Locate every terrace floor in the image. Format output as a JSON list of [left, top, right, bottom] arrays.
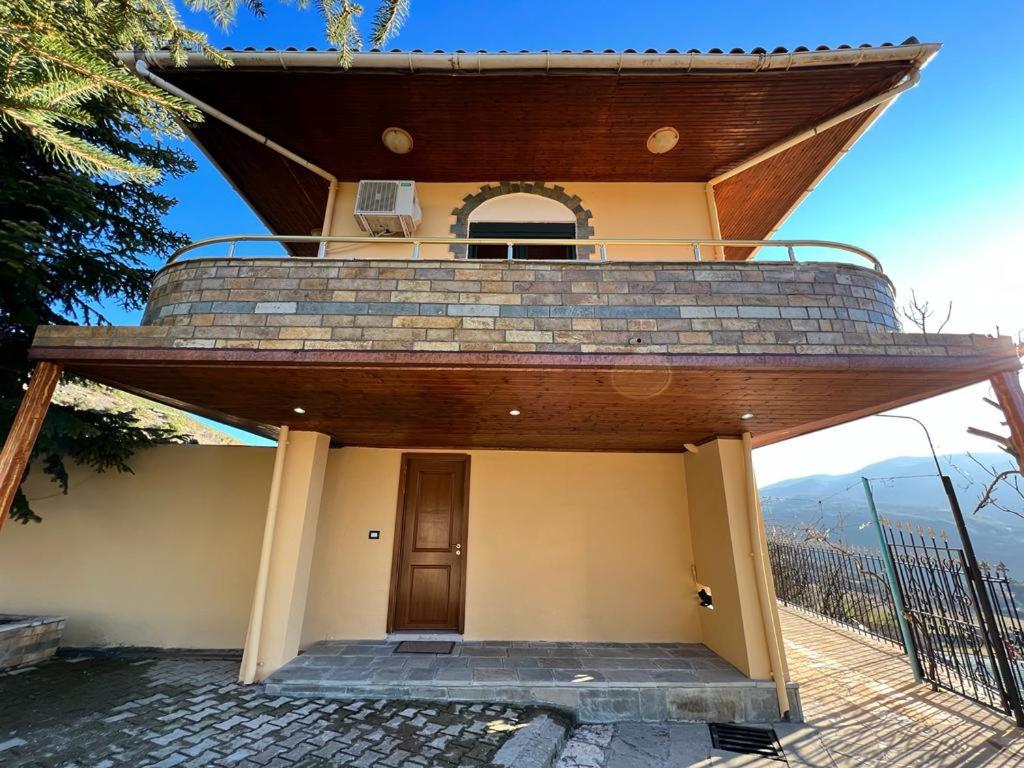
[[776, 606, 1024, 767]]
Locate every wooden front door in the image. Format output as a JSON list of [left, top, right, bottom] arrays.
[[388, 454, 470, 632]]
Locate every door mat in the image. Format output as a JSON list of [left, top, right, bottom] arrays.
[[394, 641, 455, 655], [708, 723, 786, 762]]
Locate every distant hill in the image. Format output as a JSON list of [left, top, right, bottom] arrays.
[[760, 452, 1024, 575], [54, 381, 240, 445]]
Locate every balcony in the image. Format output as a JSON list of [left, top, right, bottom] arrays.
[[35, 235, 999, 359], [138, 257, 905, 355], [30, 236, 1017, 451]]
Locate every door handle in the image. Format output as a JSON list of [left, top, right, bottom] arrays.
[[455, 543, 462, 557]]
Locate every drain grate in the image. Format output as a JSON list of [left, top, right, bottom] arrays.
[[394, 641, 455, 655], [708, 723, 787, 762]]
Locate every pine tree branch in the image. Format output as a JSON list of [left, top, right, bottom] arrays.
[[370, 0, 408, 48]]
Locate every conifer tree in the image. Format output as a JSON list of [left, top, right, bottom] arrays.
[[0, 0, 410, 520]]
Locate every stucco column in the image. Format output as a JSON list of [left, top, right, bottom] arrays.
[[241, 430, 330, 682], [683, 438, 789, 695]]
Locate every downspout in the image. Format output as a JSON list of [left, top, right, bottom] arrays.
[[135, 60, 336, 184], [703, 183, 725, 260], [741, 432, 791, 719], [709, 69, 921, 187], [318, 181, 339, 257], [240, 425, 289, 684], [133, 59, 338, 254]]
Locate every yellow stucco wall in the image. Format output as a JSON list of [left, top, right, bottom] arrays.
[[0, 443, 771, 662], [325, 181, 716, 260], [0, 445, 273, 648], [302, 448, 701, 644], [684, 439, 773, 679]]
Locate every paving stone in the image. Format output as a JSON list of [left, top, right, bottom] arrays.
[[0, 657, 556, 767]]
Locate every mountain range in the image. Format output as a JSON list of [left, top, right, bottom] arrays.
[[760, 452, 1024, 576]]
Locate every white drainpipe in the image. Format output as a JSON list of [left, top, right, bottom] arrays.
[[134, 59, 338, 251], [240, 425, 289, 684], [709, 69, 921, 187], [703, 183, 725, 260], [742, 432, 791, 718], [318, 181, 340, 257], [135, 60, 336, 184]]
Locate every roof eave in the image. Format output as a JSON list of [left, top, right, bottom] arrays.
[[117, 43, 940, 74]]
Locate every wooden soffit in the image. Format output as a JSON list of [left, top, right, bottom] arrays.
[[161, 60, 914, 248], [31, 348, 1017, 452]]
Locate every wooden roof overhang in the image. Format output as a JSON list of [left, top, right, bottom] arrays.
[[128, 44, 938, 258], [31, 346, 1016, 451]]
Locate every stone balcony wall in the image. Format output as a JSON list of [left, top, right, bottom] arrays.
[[124, 257, 906, 355]]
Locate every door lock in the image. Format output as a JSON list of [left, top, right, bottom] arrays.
[[455, 543, 462, 556]]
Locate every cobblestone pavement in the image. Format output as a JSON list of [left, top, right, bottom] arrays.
[[0, 656, 551, 767]]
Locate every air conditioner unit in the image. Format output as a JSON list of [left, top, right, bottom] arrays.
[[353, 180, 421, 236]]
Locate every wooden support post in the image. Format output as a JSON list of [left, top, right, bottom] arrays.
[[991, 370, 1024, 469], [0, 362, 62, 531]]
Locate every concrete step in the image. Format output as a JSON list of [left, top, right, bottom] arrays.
[[264, 675, 801, 724]]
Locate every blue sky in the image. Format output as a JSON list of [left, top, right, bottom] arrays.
[[120, 2, 1024, 475]]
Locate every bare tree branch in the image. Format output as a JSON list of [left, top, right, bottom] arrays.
[[973, 468, 1024, 518], [901, 290, 953, 335], [967, 426, 1016, 454]]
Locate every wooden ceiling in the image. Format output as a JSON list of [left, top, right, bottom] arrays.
[[163, 62, 912, 255], [37, 348, 1015, 452]]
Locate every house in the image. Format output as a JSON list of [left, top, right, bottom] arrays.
[[2, 40, 1022, 723]]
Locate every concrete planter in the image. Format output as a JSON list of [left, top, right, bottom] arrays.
[[0, 615, 65, 670]]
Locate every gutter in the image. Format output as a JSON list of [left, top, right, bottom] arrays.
[[117, 43, 939, 74]]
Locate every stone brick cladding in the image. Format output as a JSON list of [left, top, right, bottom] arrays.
[[0, 616, 64, 671], [33, 257, 1010, 359]]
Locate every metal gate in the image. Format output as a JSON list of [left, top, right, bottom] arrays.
[[883, 520, 1024, 720]]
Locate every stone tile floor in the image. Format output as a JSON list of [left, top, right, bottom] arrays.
[[267, 641, 778, 723], [275, 641, 744, 687], [0, 656, 556, 767]]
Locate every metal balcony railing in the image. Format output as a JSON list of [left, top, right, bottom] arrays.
[[167, 235, 884, 273]]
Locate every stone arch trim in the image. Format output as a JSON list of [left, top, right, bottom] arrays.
[[449, 182, 595, 258]]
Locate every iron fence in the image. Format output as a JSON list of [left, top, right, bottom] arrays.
[[768, 525, 1024, 724], [767, 533, 902, 646], [981, 562, 1024, 697], [882, 521, 1024, 719]]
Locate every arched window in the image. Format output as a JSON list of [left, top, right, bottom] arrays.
[[449, 183, 594, 259], [467, 193, 576, 260]]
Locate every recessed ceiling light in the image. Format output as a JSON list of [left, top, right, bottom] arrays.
[[740, 412, 754, 420], [646, 126, 679, 154], [381, 127, 413, 154], [508, 409, 521, 417], [293, 407, 306, 414]]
